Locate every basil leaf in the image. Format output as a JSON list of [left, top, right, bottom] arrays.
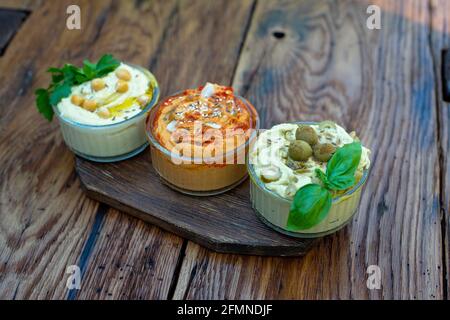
[[35, 88, 53, 121], [287, 184, 332, 230], [326, 142, 362, 190], [315, 168, 332, 189]]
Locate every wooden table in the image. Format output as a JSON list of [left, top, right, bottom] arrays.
[[0, 0, 449, 300]]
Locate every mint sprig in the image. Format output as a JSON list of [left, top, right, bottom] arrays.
[[35, 54, 120, 121], [287, 142, 362, 231]]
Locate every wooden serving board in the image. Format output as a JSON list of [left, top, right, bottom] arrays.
[[76, 150, 315, 256]]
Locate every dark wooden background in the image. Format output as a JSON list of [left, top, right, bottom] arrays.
[[0, 0, 448, 299]]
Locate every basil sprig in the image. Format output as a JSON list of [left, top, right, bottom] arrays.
[[287, 142, 362, 231], [35, 54, 120, 121], [287, 184, 332, 230]]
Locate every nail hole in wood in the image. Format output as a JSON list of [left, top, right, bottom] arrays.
[[272, 31, 285, 39]]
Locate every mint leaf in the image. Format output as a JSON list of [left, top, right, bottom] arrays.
[[49, 82, 72, 106], [287, 184, 332, 230], [35, 54, 120, 121], [47, 67, 63, 73], [35, 88, 53, 121], [325, 142, 362, 190], [82, 61, 96, 80], [95, 54, 120, 76]]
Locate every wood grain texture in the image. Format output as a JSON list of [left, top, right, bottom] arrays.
[[77, 154, 315, 256], [73, 209, 183, 300], [0, 0, 179, 299], [0, 0, 447, 300], [0, 0, 260, 299], [430, 0, 450, 299], [74, 0, 262, 298], [146, 0, 256, 97], [443, 50, 450, 102], [0, 0, 111, 299], [59, 0, 188, 300], [0, 0, 42, 10], [75, 0, 314, 257], [173, 0, 445, 299], [0, 9, 29, 56]]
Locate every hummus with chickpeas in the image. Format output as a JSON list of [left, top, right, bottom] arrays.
[[57, 63, 153, 126]]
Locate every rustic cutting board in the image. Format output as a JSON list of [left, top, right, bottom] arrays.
[[75, 150, 315, 256]]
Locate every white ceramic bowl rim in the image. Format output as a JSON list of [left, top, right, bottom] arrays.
[[247, 121, 369, 204], [52, 64, 160, 129], [146, 93, 260, 163]]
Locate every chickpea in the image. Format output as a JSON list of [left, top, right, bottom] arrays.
[[137, 95, 150, 107], [71, 95, 84, 106], [91, 78, 106, 91], [97, 106, 111, 119], [115, 68, 131, 81], [116, 80, 129, 93], [82, 99, 97, 112]]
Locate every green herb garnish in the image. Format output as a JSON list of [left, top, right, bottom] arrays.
[[35, 54, 120, 121], [287, 142, 362, 231]]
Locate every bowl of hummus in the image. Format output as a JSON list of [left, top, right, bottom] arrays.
[[248, 121, 371, 238], [146, 83, 259, 195], [53, 62, 159, 162]]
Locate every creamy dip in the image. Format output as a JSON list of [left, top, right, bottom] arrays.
[[250, 122, 371, 199], [57, 63, 152, 126]]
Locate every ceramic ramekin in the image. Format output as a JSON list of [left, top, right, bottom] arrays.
[[248, 121, 369, 238], [146, 95, 260, 196], [53, 66, 159, 162]]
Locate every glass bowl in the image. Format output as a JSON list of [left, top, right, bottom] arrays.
[[53, 65, 160, 162], [146, 94, 260, 196], [247, 121, 369, 238]]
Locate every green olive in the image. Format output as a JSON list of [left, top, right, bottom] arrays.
[[288, 140, 312, 161], [318, 120, 336, 130], [313, 143, 336, 162], [295, 125, 318, 145]]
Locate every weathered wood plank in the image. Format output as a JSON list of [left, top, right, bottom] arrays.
[[174, 0, 444, 299], [0, 0, 181, 299], [73, 209, 183, 300], [0, 0, 42, 10], [72, 0, 258, 298], [77, 154, 315, 256], [61, 0, 185, 300], [147, 0, 256, 98], [0, 9, 29, 56], [0, 0, 113, 300], [430, 0, 450, 298], [443, 50, 450, 102]]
